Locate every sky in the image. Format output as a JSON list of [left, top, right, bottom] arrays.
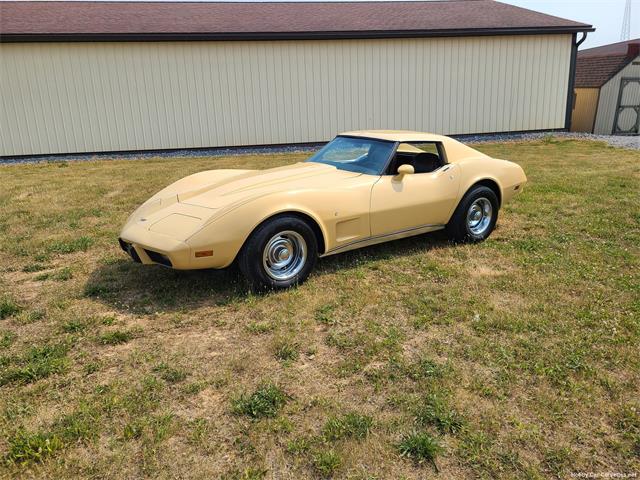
[[503, 0, 639, 49], [18, 0, 640, 50]]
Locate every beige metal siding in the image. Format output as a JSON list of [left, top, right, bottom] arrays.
[[571, 87, 599, 132], [1, 35, 573, 156], [593, 55, 640, 135]]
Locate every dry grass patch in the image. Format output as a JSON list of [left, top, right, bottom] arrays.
[[0, 139, 638, 477]]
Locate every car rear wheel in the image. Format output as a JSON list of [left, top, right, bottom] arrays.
[[445, 185, 499, 243], [238, 215, 318, 290]]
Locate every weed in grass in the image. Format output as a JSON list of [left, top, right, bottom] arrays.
[[404, 356, 446, 380], [122, 376, 163, 416], [3, 401, 35, 422], [223, 467, 268, 480], [415, 394, 465, 434], [22, 263, 48, 273], [0, 295, 21, 319], [312, 449, 341, 476], [246, 321, 274, 334], [543, 446, 572, 475], [83, 283, 111, 298], [232, 383, 288, 419], [322, 412, 373, 441], [149, 413, 175, 443], [397, 431, 442, 469], [315, 304, 338, 325], [101, 315, 116, 326], [615, 403, 640, 454], [84, 361, 101, 375], [54, 267, 73, 281], [5, 430, 63, 464], [187, 418, 210, 447], [273, 338, 300, 362], [55, 404, 101, 442], [0, 330, 16, 348], [153, 362, 188, 383], [47, 236, 93, 254], [183, 381, 208, 395], [98, 330, 133, 345], [33, 253, 51, 262], [20, 309, 45, 324], [325, 330, 359, 351], [0, 343, 69, 386], [36, 267, 72, 282], [458, 429, 492, 467], [268, 417, 294, 434], [62, 319, 86, 333], [123, 420, 145, 440], [286, 436, 313, 455]]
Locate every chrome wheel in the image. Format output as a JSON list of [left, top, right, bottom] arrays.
[[262, 230, 307, 281], [467, 197, 493, 236]]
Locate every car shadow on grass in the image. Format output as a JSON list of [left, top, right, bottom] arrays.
[[85, 231, 451, 314]]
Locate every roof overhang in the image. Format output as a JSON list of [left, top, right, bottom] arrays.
[[0, 26, 595, 43]]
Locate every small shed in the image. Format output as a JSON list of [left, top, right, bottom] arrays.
[[571, 39, 640, 135]]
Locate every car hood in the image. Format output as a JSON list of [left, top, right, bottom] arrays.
[[178, 161, 361, 209], [124, 162, 365, 241]]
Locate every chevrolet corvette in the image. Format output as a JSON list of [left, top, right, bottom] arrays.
[[119, 131, 526, 289]]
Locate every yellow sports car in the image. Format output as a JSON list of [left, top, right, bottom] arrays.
[[119, 131, 526, 289]]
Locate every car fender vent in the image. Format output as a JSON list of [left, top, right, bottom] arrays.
[[143, 249, 173, 267], [119, 238, 141, 263]]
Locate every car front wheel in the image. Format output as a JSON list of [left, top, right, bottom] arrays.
[[238, 215, 318, 290], [445, 185, 499, 243]]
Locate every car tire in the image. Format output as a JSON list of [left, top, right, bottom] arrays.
[[445, 185, 499, 243], [238, 215, 318, 290]]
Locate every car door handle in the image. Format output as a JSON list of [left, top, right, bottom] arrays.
[[437, 165, 455, 180]]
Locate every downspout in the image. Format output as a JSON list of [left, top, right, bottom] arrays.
[[565, 32, 589, 131]]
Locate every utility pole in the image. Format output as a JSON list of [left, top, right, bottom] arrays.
[[621, 0, 631, 41]]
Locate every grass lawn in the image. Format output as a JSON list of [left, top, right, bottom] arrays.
[[0, 138, 638, 479]]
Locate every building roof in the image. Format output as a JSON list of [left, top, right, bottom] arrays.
[[578, 37, 640, 57], [0, 1, 593, 42], [575, 38, 640, 88]]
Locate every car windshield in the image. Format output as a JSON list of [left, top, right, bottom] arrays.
[[306, 136, 395, 175]]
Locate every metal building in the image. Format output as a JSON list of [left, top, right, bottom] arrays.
[[0, 1, 593, 157], [571, 39, 640, 135]]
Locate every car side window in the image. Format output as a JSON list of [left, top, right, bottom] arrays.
[[387, 142, 446, 175]]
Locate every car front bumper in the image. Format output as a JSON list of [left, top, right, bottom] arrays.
[[118, 222, 194, 270]]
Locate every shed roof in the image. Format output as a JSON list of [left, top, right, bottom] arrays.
[[575, 38, 640, 88], [0, 0, 593, 42]]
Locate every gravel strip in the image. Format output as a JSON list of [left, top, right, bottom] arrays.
[[456, 131, 640, 150], [1, 132, 637, 165]]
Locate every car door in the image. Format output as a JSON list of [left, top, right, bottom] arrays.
[[369, 163, 461, 236]]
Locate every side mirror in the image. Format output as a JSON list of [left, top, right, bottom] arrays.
[[395, 164, 414, 179]]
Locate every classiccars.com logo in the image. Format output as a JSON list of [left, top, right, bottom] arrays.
[[570, 473, 638, 479]]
